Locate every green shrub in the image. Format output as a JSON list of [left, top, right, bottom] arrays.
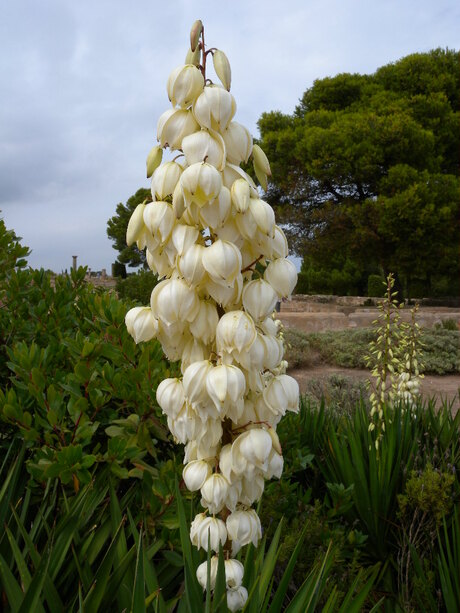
[[367, 274, 386, 297], [293, 327, 460, 375], [116, 268, 158, 304]]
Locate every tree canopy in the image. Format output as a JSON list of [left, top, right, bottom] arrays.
[[107, 188, 151, 269], [257, 48, 459, 297]]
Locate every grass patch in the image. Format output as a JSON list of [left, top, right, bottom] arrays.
[[284, 327, 460, 375]]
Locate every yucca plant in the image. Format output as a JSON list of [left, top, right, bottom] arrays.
[[175, 480, 383, 612]]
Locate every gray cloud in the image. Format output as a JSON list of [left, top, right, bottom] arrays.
[[1, 0, 459, 272]]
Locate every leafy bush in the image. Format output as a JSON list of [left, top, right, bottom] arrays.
[[367, 274, 386, 297], [272, 397, 460, 610], [116, 269, 159, 304], [285, 326, 460, 374]]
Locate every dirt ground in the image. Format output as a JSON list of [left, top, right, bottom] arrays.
[[289, 365, 460, 411]]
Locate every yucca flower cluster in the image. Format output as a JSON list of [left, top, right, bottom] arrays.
[[124, 20, 299, 611]]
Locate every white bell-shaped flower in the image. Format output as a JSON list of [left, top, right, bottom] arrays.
[[189, 300, 219, 345], [180, 337, 208, 374], [242, 279, 278, 321], [156, 377, 185, 418], [199, 186, 231, 229], [190, 514, 227, 552], [193, 85, 236, 131], [223, 121, 252, 164], [205, 364, 246, 416], [167, 64, 204, 108], [247, 198, 275, 237], [216, 310, 257, 354], [157, 108, 199, 149], [260, 334, 284, 370], [237, 428, 273, 470], [183, 461, 212, 491], [182, 129, 226, 171], [227, 586, 248, 612], [263, 449, 284, 479], [171, 224, 199, 256], [201, 473, 229, 514], [180, 162, 222, 207], [264, 258, 298, 298], [224, 559, 244, 588], [151, 278, 199, 325], [263, 374, 300, 416], [183, 360, 213, 407], [151, 161, 183, 200], [197, 557, 218, 591], [179, 244, 207, 285], [144, 202, 176, 244], [168, 402, 202, 443], [233, 332, 265, 371], [202, 240, 242, 286], [240, 472, 265, 506], [226, 509, 262, 548], [215, 218, 244, 248], [125, 307, 158, 344]]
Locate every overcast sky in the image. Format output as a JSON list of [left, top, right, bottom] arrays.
[[1, 0, 459, 273]]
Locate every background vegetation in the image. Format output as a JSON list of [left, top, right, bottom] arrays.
[[257, 49, 459, 298]]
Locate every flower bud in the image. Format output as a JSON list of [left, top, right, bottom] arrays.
[[180, 162, 222, 207], [125, 307, 158, 343], [185, 45, 201, 67], [231, 179, 250, 213], [227, 586, 248, 612], [156, 377, 185, 418], [212, 49, 231, 91], [151, 161, 183, 200], [252, 144, 271, 176], [222, 163, 258, 197], [157, 108, 199, 150], [146, 146, 163, 178], [167, 64, 204, 108], [126, 202, 146, 246], [201, 473, 229, 514], [223, 122, 253, 165], [264, 258, 298, 298], [190, 20, 203, 52], [193, 85, 236, 131], [183, 461, 212, 491]]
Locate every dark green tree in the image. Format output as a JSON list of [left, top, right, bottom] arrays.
[[258, 49, 460, 296], [107, 188, 151, 269]]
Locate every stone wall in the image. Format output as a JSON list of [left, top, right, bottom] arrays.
[[279, 295, 460, 333]]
